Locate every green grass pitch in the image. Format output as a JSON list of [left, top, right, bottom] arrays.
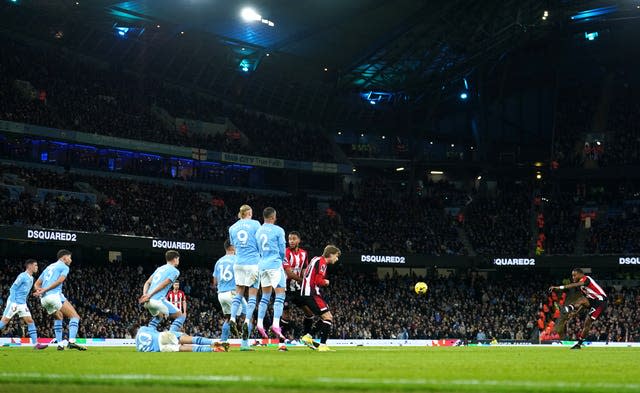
[[1, 346, 639, 393]]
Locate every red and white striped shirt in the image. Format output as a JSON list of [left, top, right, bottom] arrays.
[[579, 275, 607, 301], [167, 290, 187, 310], [283, 247, 308, 292], [300, 256, 328, 297]]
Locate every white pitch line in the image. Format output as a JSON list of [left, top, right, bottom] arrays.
[[0, 372, 639, 390]]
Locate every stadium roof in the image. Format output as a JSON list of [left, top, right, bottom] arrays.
[[98, 0, 544, 92]]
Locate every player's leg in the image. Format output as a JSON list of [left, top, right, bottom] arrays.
[[314, 295, 333, 351], [229, 263, 247, 327], [21, 314, 47, 349], [53, 311, 65, 350], [59, 301, 86, 351], [300, 296, 322, 350], [0, 316, 10, 331], [270, 270, 287, 339], [229, 286, 245, 336], [218, 291, 232, 341], [563, 296, 589, 314], [256, 283, 272, 338], [241, 266, 259, 349], [40, 293, 65, 348], [165, 299, 185, 332], [572, 300, 606, 349]]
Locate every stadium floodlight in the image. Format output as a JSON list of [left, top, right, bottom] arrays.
[[477, 175, 482, 180], [460, 92, 468, 100], [430, 171, 444, 175], [396, 167, 405, 172], [369, 100, 376, 105], [241, 7, 262, 22]]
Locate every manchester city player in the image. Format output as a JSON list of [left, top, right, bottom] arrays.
[[228, 204, 261, 351], [0, 259, 47, 349], [255, 207, 287, 346], [131, 324, 229, 352], [212, 240, 248, 342], [139, 250, 184, 332], [34, 249, 86, 351]]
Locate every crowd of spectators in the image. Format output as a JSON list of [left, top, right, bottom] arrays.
[[552, 81, 640, 168], [0, 39, 337, 163], [1, 259, 638, 342], [0, 164, 468, 255], [538, 188, 579, 255], [334, 179, 465, 255], [463, 184, 532, 256]]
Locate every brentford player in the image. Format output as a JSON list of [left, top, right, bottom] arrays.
[[281, 231, 314, 349], [167, 282, 187, 316], [549, 268, 608, 349], [300, 245, 341, 352]]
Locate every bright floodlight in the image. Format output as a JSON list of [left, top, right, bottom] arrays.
[[241, 7, 262, 22]]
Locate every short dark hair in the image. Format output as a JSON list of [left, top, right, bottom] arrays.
[[263, 207, 276, 219], [224, 239, 233, 250], [165, 250, 180, 262], [57, 249, 72, 259], [572, 268, 584, 274], [24, 259, 37, 269], [288, 231, 301, 238]]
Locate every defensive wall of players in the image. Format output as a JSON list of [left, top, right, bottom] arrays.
[[2, 225, 640, 270]]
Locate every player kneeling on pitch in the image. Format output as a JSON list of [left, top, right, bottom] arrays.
[[131, 324, 229, 353]]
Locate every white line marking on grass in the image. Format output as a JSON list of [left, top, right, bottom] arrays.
[[0, 372, 639, 391]]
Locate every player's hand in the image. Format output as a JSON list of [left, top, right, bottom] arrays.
[[548, 286, 557, 292], [138, 294, 150, 304], [34, 288, 45, 297], [324, 279, 330, 286]]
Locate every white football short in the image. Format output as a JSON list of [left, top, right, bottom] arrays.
[[233, 265, 259, 288], [144, 299, 179, 317], [40, 293, 64, 315], [158, 331, 180, 352], [218, 290, 247, 315], [259, 268, 286, 289], [2, 301, 31, 319]]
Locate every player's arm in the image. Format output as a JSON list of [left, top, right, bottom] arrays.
[[211, 275, 218, 289], [549, 280, 586, 292], [35, 275, 66, 296], [139, 278, 172, 303], [314, 263, 329, 287], [182, 293, 187, 314], [142, 276, 152, 296], [284, 266, 303, 282]]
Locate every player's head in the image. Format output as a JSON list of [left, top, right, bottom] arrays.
[[571, 268, 584, 282], [323, 245, 341, 264], [165, 250, 180, 266], [25, 258, 38, 273], [173, 281, 180, 290], [238, 204, 252, 219], [263, 207, 277, 223], [57, 249, 72, 264], [224, 239, 235, 255], [288, 231, 301, 249]]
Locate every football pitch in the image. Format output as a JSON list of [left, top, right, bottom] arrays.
[[1, 346, 639, 393]]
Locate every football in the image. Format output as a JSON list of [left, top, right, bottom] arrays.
[[414, 282, 428, 294]]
